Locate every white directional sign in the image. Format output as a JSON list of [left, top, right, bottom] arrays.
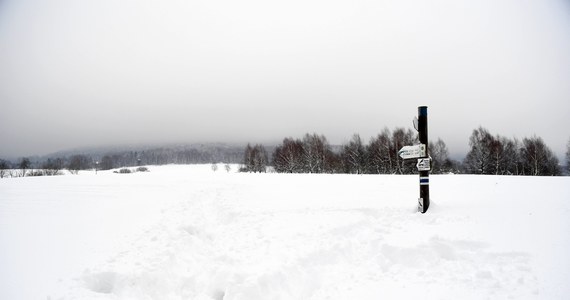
[[398, 144, 426, 159], [416, 157, 431, 171]]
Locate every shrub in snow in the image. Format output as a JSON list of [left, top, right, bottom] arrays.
[[136, 167, 149, 172], [28, 170, 45, 176], [119, 168, 132, 174]]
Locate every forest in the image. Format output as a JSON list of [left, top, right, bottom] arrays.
[[243, 127, 566, 176], [0, 127, 568, 178]]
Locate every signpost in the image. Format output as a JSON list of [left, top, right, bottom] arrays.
[[417, 106, 430, 213], [398, 106, 430, 213], [416, 157, 431, 171], [398, 144, 426, 160]]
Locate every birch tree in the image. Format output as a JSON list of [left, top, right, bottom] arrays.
[[464, 127, 494, 174], [302, 133, 330, 173], [272, 138, 304, 173], [429, 138, 452, 174], [340, 134, 367, 174], [520, 136, 560, 176], [367, 128, 393, 174]]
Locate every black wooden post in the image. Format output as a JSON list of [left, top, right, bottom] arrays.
[[418, 106, 430, 213]]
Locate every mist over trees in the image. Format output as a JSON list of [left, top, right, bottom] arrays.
[[0, 130, 565, 178], [68, 155, 91, 174], [0, 144, 245, 178]]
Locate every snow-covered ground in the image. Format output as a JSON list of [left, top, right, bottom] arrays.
[[1, 165, 569, 300]]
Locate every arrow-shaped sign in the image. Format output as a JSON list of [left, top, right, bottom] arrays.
[[398, 144, 426, 159], [416, 157, 431, 171]]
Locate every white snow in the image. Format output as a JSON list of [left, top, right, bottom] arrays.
[[1, 165, 569, 299]]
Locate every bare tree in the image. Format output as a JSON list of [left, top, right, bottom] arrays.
[[68, 154, 91, 174], [0, 159, 10, 178], [486, 135, 520, 175], [464, 127, 495, 174], [100, 155, 115, 170], [242, 144, 268, 173], [391, 128, 417, 174], [18, 157, 31, 177], [429, 138, 454, 174], [242, 144, 254, 172], [340, 134, 367, 174], [367, 128, 393, 174], [302, 133, 331, 173], [520, 136, 560, 176], [42, 158, 64, 176], [253, 145, 268, 173], [272, 138, 305, 173]]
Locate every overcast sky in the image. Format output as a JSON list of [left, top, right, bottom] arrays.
[[1, 0, 569, 159]]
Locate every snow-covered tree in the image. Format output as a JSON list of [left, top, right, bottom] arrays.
[[520, 136, 560, 176], [391, 128, 417, 174], [18, 157, 31, 177], [272, 138, 305, 173], [340, 134, 367, 174], [0, 159, 10, 178], [367, 128, 393, 174], [242, 144, 268, 173], [464, 127, 495, 174], [302, 133, 331, 173]]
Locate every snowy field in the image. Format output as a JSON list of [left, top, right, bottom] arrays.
[[1, 165, 569, 300]]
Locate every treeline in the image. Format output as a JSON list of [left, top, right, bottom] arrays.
[[243, 129, 458, 175], [1, 130, 568, 178], [242, 127, 569, 176], [464, 127, 561, 175], [0, 144, 244, 178]]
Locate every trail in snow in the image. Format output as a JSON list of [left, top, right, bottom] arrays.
[[1, 165, 569, 299]]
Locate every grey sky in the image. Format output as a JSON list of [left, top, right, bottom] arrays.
[[1, 0, 569, 160]]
